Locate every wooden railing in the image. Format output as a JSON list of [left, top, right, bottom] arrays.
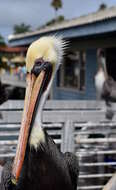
[[0, 100, 116, 190], [1, 73, 26, 88]]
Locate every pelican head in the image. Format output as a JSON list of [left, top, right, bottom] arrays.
[[26, 36, 64, 72], [12, 36, 66, 183]]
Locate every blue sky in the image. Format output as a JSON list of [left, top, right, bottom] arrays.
[[0, 0, 116, 40]]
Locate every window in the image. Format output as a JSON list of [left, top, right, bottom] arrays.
[[57, 51, 86, 91]]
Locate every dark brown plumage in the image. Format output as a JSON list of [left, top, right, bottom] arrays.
[[102, 77, 116, 103], [0, 130, 79, 190]]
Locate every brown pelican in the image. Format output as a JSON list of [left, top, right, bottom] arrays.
[[0, 36, 79, 190], [95, 52, 116, 119]]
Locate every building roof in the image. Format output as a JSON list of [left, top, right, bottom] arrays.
[[9, 6, 116, 42]]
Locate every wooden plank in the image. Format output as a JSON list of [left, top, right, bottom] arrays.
[[0, 100, 114, 110], [1, 110, 116, 123], [79, 173, 113, 178], [74, 122, 116, 128], [0, 153, 15, 158], [47, 130, 62, 136], [27, 110, 116, 123], [78, 185, 103, 190], [0, 123, 63, 129], [80, 162, 116, 167], [0, 140, 17, 145], [76, 137, 116, 144], [43, 123, 63, 128], [0, 132, 19, 136], [76, 150, 116, 156], [0, 130, 61, 137], [0, 139, 61, 145]]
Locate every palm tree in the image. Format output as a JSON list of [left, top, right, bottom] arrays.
[[99, 3, 107, 11], [51, 0, 62, 19], [13, 23, 31, 34]]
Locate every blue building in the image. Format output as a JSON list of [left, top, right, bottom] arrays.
[[9, 6, 116, 100]]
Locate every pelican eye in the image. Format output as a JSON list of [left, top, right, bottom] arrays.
[[31, 58, 52, 77]]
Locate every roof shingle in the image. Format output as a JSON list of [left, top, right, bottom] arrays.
[[8, 6, 116, 41]]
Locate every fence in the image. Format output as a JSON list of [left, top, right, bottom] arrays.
[[0, 100, 116, 190]]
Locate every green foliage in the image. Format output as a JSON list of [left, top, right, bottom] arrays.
[[0, 35, 6, 46], [51, 0, 62, 11], [99, 3, 107, 11], [13, 23, 31, 34], [56, 15, 64, 21], [46, 15, 65, 26]]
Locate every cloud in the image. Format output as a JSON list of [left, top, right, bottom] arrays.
[[0, 0, 116, 39], [0, 0, 54, 28]]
